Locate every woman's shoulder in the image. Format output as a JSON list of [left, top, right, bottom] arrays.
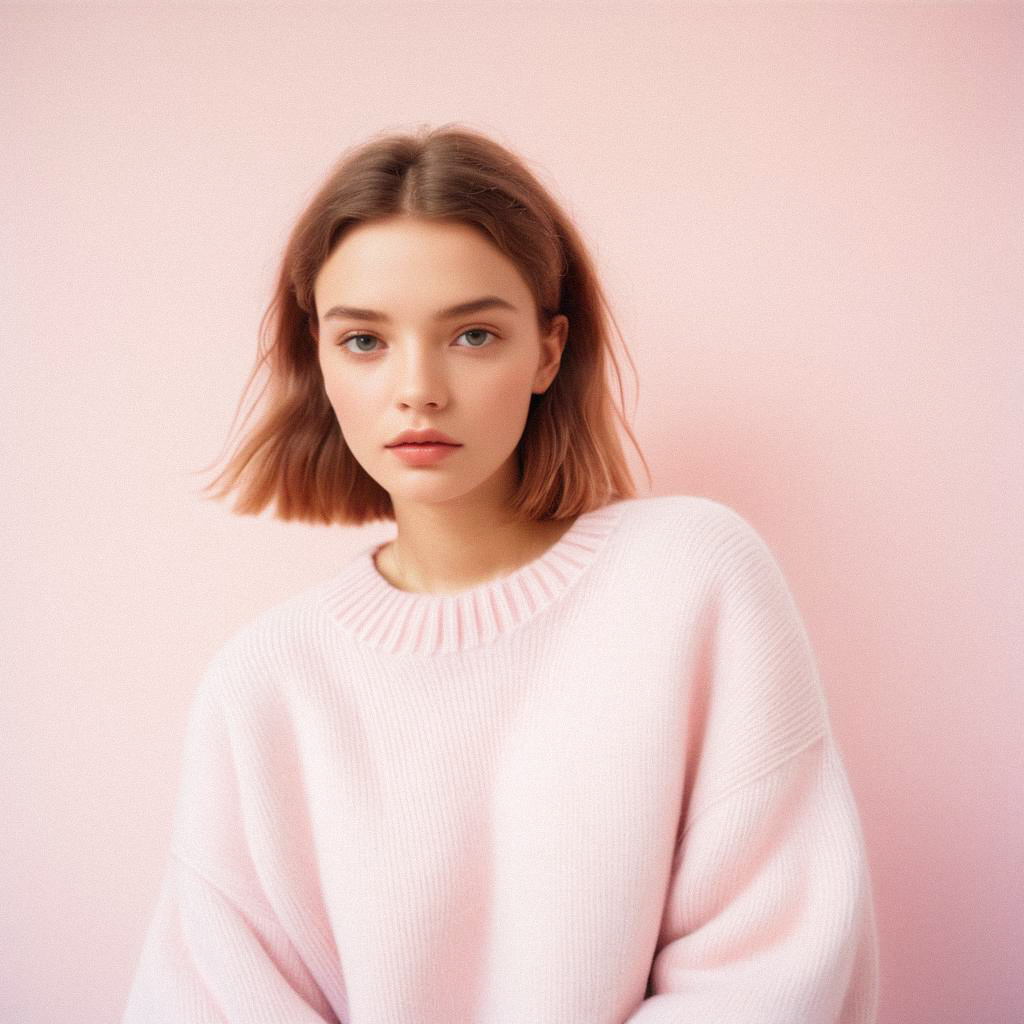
[[616, 491, 748, 524], [614, 493, 763, 556], [194, 580, 339, 712], [611, 495, 790, 610]]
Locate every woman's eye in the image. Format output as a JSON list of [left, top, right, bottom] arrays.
[[456, 328, 496, 347], [340, 333, 381, 354], [339, 328, 496, 354]]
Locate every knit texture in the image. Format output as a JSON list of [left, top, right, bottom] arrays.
[[122, 494, 880, 1024]]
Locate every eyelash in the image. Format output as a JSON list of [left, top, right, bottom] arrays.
[[337, 328, 498, 355]]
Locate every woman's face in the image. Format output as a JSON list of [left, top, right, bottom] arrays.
[[313, 216, 568, 515]]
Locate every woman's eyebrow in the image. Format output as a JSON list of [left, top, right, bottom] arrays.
[[321, 296, 518, 323]]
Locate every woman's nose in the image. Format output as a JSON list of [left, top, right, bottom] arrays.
[[394, 349, 448, 410]]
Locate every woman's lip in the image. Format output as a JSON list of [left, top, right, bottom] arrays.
[[387, 442, 461, 447], [387, 442, 462, 466]]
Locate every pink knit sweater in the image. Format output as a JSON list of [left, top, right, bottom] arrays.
[[122, 495, 880, 1023]]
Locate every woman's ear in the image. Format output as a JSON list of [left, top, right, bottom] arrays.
[[550, 313, 569, 356], [533, 314, 569, 394]]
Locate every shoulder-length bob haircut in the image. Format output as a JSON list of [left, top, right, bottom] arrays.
[[196, 122, 650, 526]]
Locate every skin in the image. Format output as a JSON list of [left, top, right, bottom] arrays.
[[312, 215, 576, 595]]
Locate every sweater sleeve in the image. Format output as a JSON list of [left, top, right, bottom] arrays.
[[625, 507, 880, 1023], [121, 649, 341, 1024]]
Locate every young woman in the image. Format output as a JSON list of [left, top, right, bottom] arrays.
[[123, 124, 880, 1023]]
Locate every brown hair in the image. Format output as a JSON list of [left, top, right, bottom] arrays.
[[195, 122, 650, 525]]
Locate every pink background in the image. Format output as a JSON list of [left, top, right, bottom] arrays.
[[2, 2, 1020, 1022]]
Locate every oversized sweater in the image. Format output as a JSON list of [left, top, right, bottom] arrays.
[[122, 494, 880, 1024]]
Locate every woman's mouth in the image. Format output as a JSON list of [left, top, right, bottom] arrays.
[[387, 442, 462, 466]]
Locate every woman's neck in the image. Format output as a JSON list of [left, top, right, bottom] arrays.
[[374, 514, 580, 595]]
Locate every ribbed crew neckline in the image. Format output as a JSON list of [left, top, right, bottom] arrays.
[[321, 500, 628, 655]]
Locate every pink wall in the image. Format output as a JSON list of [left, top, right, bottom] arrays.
[[2, 3, 1020, 1022]]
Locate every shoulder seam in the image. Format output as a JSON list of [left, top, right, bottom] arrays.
[[679, 728, 828, 845], [169, 848, 280, 933]]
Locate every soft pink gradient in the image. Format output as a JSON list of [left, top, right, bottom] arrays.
[[1, 3, 1020, 1024]]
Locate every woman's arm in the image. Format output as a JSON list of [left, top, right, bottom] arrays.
[[625, 504, 880, 1023], [627, 731, 880, 1023], [121, 650, 342, 1024], [122, 852, 341, 1023]]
